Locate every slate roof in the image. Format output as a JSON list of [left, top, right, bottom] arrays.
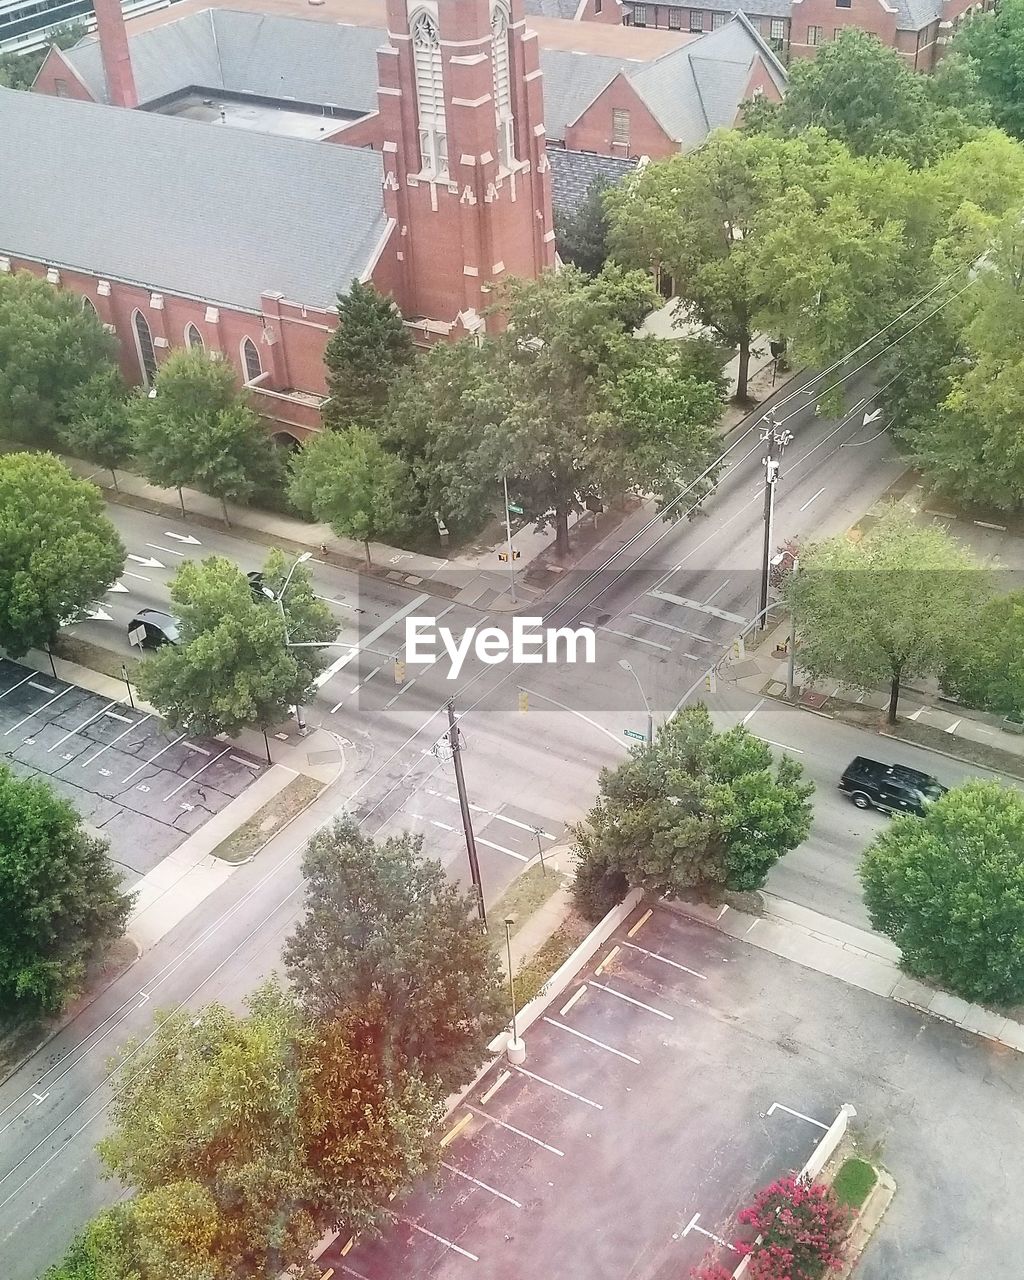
[[893, 0, 942, 31], [524, 0, 583, 17], [0, 87, 388, 310], [547, 146, 640, 215], [538, 48, 650, 140]]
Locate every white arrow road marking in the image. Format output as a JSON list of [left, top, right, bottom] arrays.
[[32, 1093, 49, 1105], [863, 407, 883, 425], [163, 531, 201, 544], [108, 581, 129, 593], [127, 554, 164, 568], [86, 607, 113, 622]]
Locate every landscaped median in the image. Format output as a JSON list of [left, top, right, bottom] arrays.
[[209, 773, 326, 863]]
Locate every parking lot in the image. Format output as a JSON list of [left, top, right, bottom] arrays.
[[0, 658, 265, 882], [320, 905, 837, 1280]]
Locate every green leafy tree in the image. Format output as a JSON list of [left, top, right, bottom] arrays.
[[957, 0, 1024, 140], [186, 400, 282, 525], [137, 554, 335, 738], [0, 767, 132, 1014], [941, 590, 1024, 718], [323, 280, 414, 430], [572, 705, 813, 918], [789, 505, 988, 724], [553, 176, 613, 275], [288, 425, 414, 564], [99, 982, 439, 1280], [42, 1207, 140, 1280], [0, 271, 117, 443], [861, 781, 1024, 1004], [0, 22, 87, 90], [56, 365, 135, 491], [0, 452, 124, 657], [284, 819, 506, 1094]]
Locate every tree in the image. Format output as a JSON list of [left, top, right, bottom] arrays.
[[99, 982, 439, 1279], [789, 506, 988, 723], [288, 426, 414, 564], [136, 554, 335, 738], [0, 452, 124, 658], [860, 781, 1024, 1004], [0, 22, 87, 91], [957, 0, 1024, 140], [736, 1176, 849, 1279], [0, 270, 118, 443], [57, 365, 135, 491], [323, 280, 414, 430], [133, 348, 279, 519], [0, 766, 132, 1014], [553, 176, 613, 275], [761, 28, 986, 164], [284, 819, 506, 1094], [941, 591, 1024, 719], [42, 1207, 140, 1280], [572, 705, 813, 917]]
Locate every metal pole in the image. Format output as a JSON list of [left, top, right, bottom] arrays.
[[504, 916, 518, 1044], [502, 474, 518, 606], [120, 664, 135, 710], [534, 827, 547, 875], [262, 727, 272, 765], [787, 556, 800, 701], [448, 700, 486, 930], [758, 456, 777, 631], [619, 658, 655, 744], [646, 709, 654, 746], [45, 644, 57, 679], [278, 552, 311, 735]]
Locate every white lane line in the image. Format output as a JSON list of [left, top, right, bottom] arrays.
[[766, 1102, 829, 1130], [144, 543, 184, 557], [0, 672, 39, 701], [753, 736, 804, 755], [330, 665, 381, 714], [476, 835, 529, 862], [629, 614, 715, 643], [589, 979, 673, 1021], [121, 733, 188, 783], [741, 698, 765, 726], [4, 686, 73, 735], [465, 1105, 564, 1156], [621, 941, 707, 980], [164, 747, 231, 800], [512, 1065, 603, 1110], [442, 1163, 522, 1207], [383, 604, 457, 709], [393, 1218, 479, 1262], [425, 790, 555, 838], [798, 485, 827, 513], [649, 590, 745, 625], [28, 681, 56, 694], [122, 572, 151, 583], [601, 626, 672, 652], [542, 1017, 640, 1064], [315, 593, 429, 689], [703, 579, 730, 604], [48, 699, 119, 751], [81, 714, 150, 767]]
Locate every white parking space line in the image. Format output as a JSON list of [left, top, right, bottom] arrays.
[[542, 1017, 641, 1064], [315, 593, 429, 689], [48, 700, 119, 752], [753, 736, 804, 755], [4, 686, 73, 736], [424, 790, 556, 838], [442, 1163, 522, 1207], [392, 1218, 479, 1261], [649, 590, 745, 625], [628, 614, 715, 644], [0, 672, 39, 701], [601, 626, 672, 652], [330, 666, 381, 714], [742, 698, 765, 726], [620, 941, 707, 980], [703, 579, 730, 604], [766, 1102, 829, 1130], [81, 714, 151, 766], [512, 1065, 603, 1110], [589, 979, 673, 1020], [165, 747, 232, 800], [121, 733, 188, 783], [683, 1213, 734, 1249], [799, 485, 827, 513], [466, 1104, 564, 1156]]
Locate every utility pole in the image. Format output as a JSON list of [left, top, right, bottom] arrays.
[[502, 474, 518, 606], [787, 555, 800, 700], [447, 700, 486, 930], [758, 416, 793, 631]]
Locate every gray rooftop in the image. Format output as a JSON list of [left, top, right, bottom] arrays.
[[524, 0, 584, 16], [538, 47, 651, 141], [0, 86, 388, 310], [624, 0, 795, 16], [547, 146, 640, 215], [893, 0, 942, 30]]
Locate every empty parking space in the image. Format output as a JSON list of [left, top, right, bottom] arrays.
[[320, 904, 837, 1280], [0, 658, 265, 882]]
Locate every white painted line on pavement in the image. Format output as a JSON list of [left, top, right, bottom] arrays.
[[392, 1218, 479, 1261], [753, 736, 804, 755], [766, 1102, 829, 1130], [476, 835, 529, 862], [742, 698, 765, 726], [601, 626, 672, 652], [331, 665, 381, 714], [542, 1017, 640, 1064], [122, 571, 151, 582], [682, 1212, 701, 1236], [442, 1163, 522, 1207], [382, 604, 456, 708], [28, 681, 56, 694], [685, 1215, 734, 1248], [315, 593, 429, 689], [49, 700, 119, 751], [559, 985, 587, 1016], [465, 1104, 564, 1155], [649, 590, 745, 625], [164, 746, 232, 799], [621, 941, 707, 980], [703, 578, 730, 604], [799, 485, 827, 513], [0, 672, 39, 701], [589, 979, 673, 1020], [426, 790, 555, 838], [4, 686, 73, 735], [512, 1065, 603, 1110], [145, 543, 184, 558], [945, 718, 962, 735], [82, 714, 150, 766], [103, 711, 133, 723], [628, 614, 715, 643], [121, 733, 188, 783]]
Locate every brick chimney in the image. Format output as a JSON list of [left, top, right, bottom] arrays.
[[93, 0, 138, 108]]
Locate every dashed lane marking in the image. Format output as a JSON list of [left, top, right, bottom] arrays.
[[601, 626, 672, 652], [628, 614, 715, 644], [648, 590, 745, 625]]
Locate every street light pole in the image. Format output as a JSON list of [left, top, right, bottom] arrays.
[[787, 555, 800, 701], [757, 418, 793, 631], [504, 915, 526, 1064], [276, 550, 312, 734], [619, 658, 654, 744], [447, 699, 486, 930], [502, 474, 518, 606]]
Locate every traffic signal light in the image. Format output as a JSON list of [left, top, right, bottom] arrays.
[[498, 550, 522, 562], [731, 636, 746, 660], [518, 689, 528, 714], [704, 669, 718, 693]]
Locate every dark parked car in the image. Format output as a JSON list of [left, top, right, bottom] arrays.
[[247, 571, 277, 602], [127, 609, 180, 648], [839, 756, 947, 816]]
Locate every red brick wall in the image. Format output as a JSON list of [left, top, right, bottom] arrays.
[[32, 48, 96, 100], [742, 57, 785, 105], [578, 0, 627, 24], [323, 111, 387, 148], [789, 0, 897, 60], [565, 72, 676, 157]]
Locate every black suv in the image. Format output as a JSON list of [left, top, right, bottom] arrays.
[[839, 756, 947, 816]]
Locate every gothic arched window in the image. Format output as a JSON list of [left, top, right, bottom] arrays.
[[411, 9, 448, 177], [491, 4, 515, 168], [241, 336, 262, 382], [81, 295, 99, 320], [185, 323, 205, 351], [132, 309, 157, 386]]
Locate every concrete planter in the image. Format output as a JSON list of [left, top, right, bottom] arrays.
[[1002, 715, 1024, 735]]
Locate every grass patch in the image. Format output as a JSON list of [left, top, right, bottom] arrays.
[[52, 634, 140, 683], [832, 1157, 877, 1211], [512, 909, 590, 1008], [489, 864, 566, 942], [210, 774, 325, 863]]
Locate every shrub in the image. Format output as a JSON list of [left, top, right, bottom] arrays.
[[737, 1175, 849, 1279]]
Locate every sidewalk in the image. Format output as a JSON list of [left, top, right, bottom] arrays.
[[666, 892, 1024, 1054]]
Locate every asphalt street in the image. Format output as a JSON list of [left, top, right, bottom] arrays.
[[0, 369, 952, 1276]]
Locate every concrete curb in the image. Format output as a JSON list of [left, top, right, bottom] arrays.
[[878, 729, 1024, 783], [839, 1167, 897, 1278]]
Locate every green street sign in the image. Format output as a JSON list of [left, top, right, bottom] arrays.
[[507, 503, 524, 515], [623, 729, 646, 741]]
